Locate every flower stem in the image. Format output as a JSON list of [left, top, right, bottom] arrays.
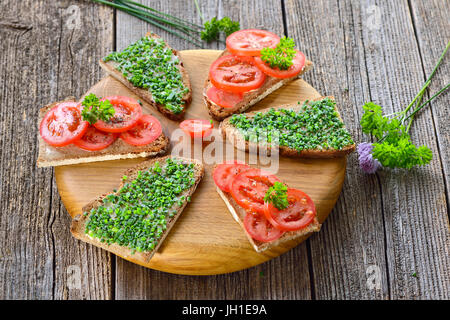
[[405, 83, 450, 132]]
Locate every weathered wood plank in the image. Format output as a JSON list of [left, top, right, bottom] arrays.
[[114, 0, 313, 299], [285, 0, 449, 299], [409, 0, 450, 213], [0, 0, 114, 299]]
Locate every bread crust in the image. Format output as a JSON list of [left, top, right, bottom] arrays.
[[215, 176, 321, 253], [99, 32, 192, 121], [203, 50, 313, 121], [70, 156, 204, 262], [220, 96, 356, 159], [37, 98, 170, 167]]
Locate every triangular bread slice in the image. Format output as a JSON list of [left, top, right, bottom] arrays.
[[71, 156, 204, 262], [215, 175, 321, 253], [99, 32, 192, 121], [220, 96, 355, 158], [37, 98, 169, 167], [204, 50, 313, 121]]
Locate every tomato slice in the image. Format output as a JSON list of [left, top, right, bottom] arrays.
[[179, 119, 213, 138], [244, 211, 284, 242], [73, 126, 118, 151], [206, 86, 244, 108], [213, 162, 251, 192], [40, 101, 89, 147], [263, 188, 316, 231], [226, 29, 280, 57], [254, 50, 306, 79], [209, 55, 266, 93], [230, 168, 281, 214], [93, 96, 143, 133], [119, 114, 162, 146]]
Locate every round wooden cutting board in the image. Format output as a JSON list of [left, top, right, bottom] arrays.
[[55, 50, 346, 275]]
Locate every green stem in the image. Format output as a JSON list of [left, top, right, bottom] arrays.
[[194, 0, 205, 24], [120, 0, 203, 29], [113, 0, 201, 35], [93, 0, 203, 47], [405, 83, 450, 132], [401, 41, 449, 121]]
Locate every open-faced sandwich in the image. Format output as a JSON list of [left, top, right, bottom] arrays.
[[37, 94, 168, 167], [213, 161, 320, 252], [221, 96, 356, 158], [71, 156, 204, 262], [100, 32, 192, 120], [204, 29, 313, 121]]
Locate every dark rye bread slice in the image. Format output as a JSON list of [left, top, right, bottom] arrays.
[[37, 98, 169, 167], [204, 50, 313, 121], [99, 32, 192, 121], [220, 96, 356, 159], [71, 156, 204, 262], [215, 181, 320, 253]]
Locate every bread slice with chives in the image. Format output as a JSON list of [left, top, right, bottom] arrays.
[[220, 96, 355, 158], [99, 32, 192, 121], [71, 156, 204, 263]]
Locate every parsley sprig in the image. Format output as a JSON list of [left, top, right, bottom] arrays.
[[81, 93, 115, 125], [201, 17, 240, 42], [359, 41, 449, 170], [260, 36, 297, 70], [264, 182, 289, 210]]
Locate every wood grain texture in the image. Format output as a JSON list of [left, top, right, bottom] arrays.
[[0, 0, 114, 299], [56, 50, 346, 276], [113, 0, 316, 299], [285, 0, 449, 299]]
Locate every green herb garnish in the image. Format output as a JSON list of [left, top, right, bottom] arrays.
[[260, 36, 297, 70], [81, 93, 115, 125], [264, 182, 289, 210], [359, 41, 449, 170], [92, 0, 239, 47], [201, 17, 240, 42]]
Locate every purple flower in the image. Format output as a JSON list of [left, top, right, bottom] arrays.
[[358, 142, 382, 174]]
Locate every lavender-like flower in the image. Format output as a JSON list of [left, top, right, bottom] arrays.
[[358, 142, 382, 174]]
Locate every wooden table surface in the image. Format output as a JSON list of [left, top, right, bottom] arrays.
[[0, 0, 448, 300]]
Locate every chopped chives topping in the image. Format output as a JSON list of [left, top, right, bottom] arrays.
[[228, 98, 354, 152], [104, 36, 188, 114], [84, 159, 195, 253]]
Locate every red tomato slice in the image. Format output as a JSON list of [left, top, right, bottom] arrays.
[[263, 188, 316, 231], [93, 96, 143, 133], [209, 55, 266, 93], [226, 29, 280, 57], [40, 101, 89, 147], [206, 86, 244, 108], [254, 50, 306, 79], [213, 162, 251, 192], [230, 168, 281, 214], [179, 119, 213, 138], [244, 211, 284, 242], [73, 126, 118, 151], [120, 114, 162, 146]]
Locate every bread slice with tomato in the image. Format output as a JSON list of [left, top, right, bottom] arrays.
[[203, 30, 313, 121], [212, 163, 321, 253], [220, 96, 356, 159], [204, 52, 313, 121], [37, 97, 169, 167], [99, 32, 192, 121], [71, 156, 204, 263]]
